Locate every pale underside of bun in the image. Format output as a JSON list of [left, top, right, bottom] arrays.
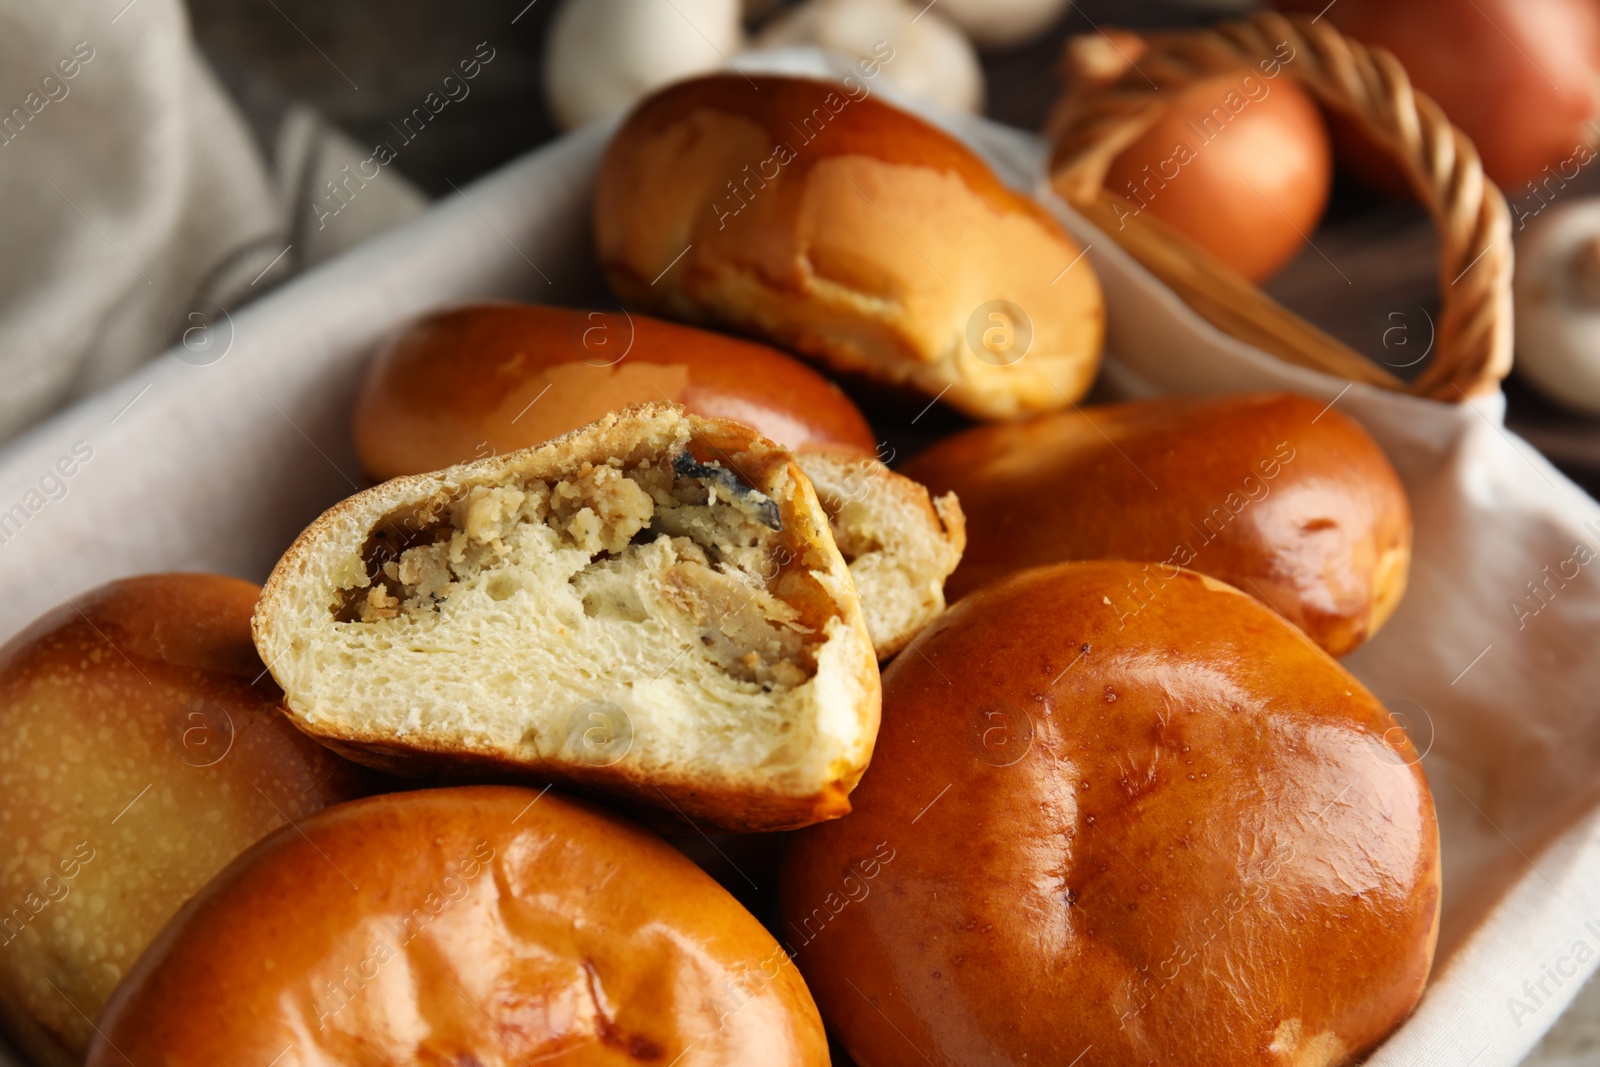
[[253, 405, 880, 831], [797, 454, 965, 659]]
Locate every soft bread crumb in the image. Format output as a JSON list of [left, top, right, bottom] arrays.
[[797, 454, 965, 658]]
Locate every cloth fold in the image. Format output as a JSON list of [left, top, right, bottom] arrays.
[[0, 0, 424, 447]]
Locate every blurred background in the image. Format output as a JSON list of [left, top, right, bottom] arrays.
[[190, 0, 1201, 194]]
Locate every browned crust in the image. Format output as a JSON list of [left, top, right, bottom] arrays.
[[0, 574, 373, 1067], [593, 74, 1104, 420], [903, 392, 1412, 656], [606, 76, 1062, 224], [352, 302, 880, 481], [781, 562, 1439, 1065], [290, 720, 856, 834], [88, 787, 830, 1066]]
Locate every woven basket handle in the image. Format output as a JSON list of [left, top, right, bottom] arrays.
[[1047, 11, 1512, 401]]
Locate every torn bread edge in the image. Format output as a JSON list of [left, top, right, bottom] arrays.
[[798, 453, 966, 659]]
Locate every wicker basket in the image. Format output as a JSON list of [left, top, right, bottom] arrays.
[[1046, 10, 1512, 401]]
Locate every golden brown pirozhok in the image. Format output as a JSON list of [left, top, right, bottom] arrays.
[[905, 392, 1411, 655], [782, 561, 1440, 1067], [88, 787, 830, 1066], [356, 302, 880, 471], [0, 574, 371, 1067], [595, 74, 1104, 420]]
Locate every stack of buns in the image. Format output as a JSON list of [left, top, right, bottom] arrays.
[[0, 71, 1441, 1067]]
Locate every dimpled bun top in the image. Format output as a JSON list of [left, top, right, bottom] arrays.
[[781, 561, 1440, 1067], [88, 786, 830, 1067], [594, 74, 1104, 420]]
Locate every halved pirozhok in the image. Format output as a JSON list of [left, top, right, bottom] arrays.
[[253, 404, 881, 831]]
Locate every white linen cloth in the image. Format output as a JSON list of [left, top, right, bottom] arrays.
[[0, 0, 424, 446], [0, 43, 1596, 1066]]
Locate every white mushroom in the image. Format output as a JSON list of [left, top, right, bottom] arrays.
[[933, 0, 1072, 51], [1514, 197, 1600, 415], [543, 0, 745, 131], [757, 0, 985, 115]]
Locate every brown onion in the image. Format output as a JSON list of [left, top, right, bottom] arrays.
[[1275, 0, 1600, 191], [1101, 67, 1333, 282]]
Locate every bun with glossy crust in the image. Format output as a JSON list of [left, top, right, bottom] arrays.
[[0, 574, 372, 1067], [88, 786, 830, 1067], [351, 303, 965, 658], [254, 403, 880, 832], [781, 561, 1440, 1067], [903, 392, 1411, 656], [354, 302, 880, 478], [594, 74, 1104, 420]]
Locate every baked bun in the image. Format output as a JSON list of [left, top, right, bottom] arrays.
[[354, 302, 879, 478], [594, 74, 1105, 420], [350, 303, 965, 658], [88, 786, 829, 1066], [781, 561, 1440, 1067], [0, 574, 371, 1067], [796, 452, 964, 657], [254, 403, 880, 832], [903, 392, 1411, 655]]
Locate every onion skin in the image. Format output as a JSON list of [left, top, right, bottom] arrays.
[[1274, 0, 1600, 191], [1102, 70, 1332, 282]]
